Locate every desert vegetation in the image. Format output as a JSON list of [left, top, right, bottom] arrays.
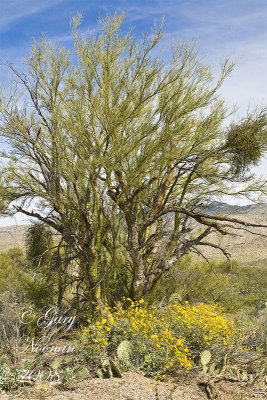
[[0, 247, 266, 396], [0, 13, 266, 399]]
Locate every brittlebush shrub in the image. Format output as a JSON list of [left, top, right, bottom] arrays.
[[163, 302, 235, 350], [80, 299, 236, 378]]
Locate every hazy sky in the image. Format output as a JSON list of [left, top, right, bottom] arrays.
[[0, 0, 266, 226]]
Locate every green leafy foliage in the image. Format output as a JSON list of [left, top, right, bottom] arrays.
[[0, 13, 266, 302], [153, 257, 267, 312], [0, 362, 20, 391], [224, 111, 267, 175], [80, 299, 237, 378], [0, 248, 25, 293], [25, 222, 53, 269]]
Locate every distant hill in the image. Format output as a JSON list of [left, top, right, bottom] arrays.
[[0, 225, 27, 252], [197, 202, 267, 266], [0, 203, 267, 266], [202, 201, 257, 215]]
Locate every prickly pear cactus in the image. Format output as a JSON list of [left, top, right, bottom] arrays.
[[117, 340, 134, 365], [200, 350, 211, 366], [209, 362, 216, 374], [200, 350, 211, 373], [101, 359, 112, 378], [76, 367, 90, 379]]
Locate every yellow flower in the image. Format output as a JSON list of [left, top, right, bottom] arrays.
[[81, 299, 235, 375]]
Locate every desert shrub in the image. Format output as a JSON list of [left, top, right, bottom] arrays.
[[162, 302, 236, 352], [0, 250, 30, 363], [233, 265, 267, 311], [0, 248, 25, 293], [0, 291, 26, 364], [233, 306, 267, 353], [154, 257, 267, 313], [213, 263, 267, 312], [0, 248, 56, 339], [20, 273, 57, 309], [154, 257, 231, 306], [0, 361, 20, 391], [80, 299, 236, 378], [0, 247, 59, 363], [0, 246, 56, 310]]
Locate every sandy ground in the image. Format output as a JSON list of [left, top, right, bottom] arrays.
[[0, 371, 266, 400]]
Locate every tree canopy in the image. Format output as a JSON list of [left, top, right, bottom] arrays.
[[0, 13, 267, 304]]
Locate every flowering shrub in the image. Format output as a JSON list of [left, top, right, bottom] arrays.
[[82, 312, 115, 350], [81, 299, 236, 378], [163, 302, 236, 350]]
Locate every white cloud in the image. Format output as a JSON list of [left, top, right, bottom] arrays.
[[0, 213, 30, 228], [0, 0, 67, 31]]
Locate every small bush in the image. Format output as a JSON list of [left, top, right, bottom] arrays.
[[163, 301, 236, 351], [80, 299, 236, 378], [154, 258, 267, 313], [0, 362, 20, 391], [233, 306, 267, 353]]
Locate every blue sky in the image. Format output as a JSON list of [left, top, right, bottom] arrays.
[[0, 0, 267, 225]]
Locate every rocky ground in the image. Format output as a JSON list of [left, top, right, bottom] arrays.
[[0, 369, 266, 400]]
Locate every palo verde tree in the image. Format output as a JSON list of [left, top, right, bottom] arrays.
[[0, 13, 267, 303]]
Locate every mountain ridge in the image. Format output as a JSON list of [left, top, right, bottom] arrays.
[[1, 202, 267, 266]]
